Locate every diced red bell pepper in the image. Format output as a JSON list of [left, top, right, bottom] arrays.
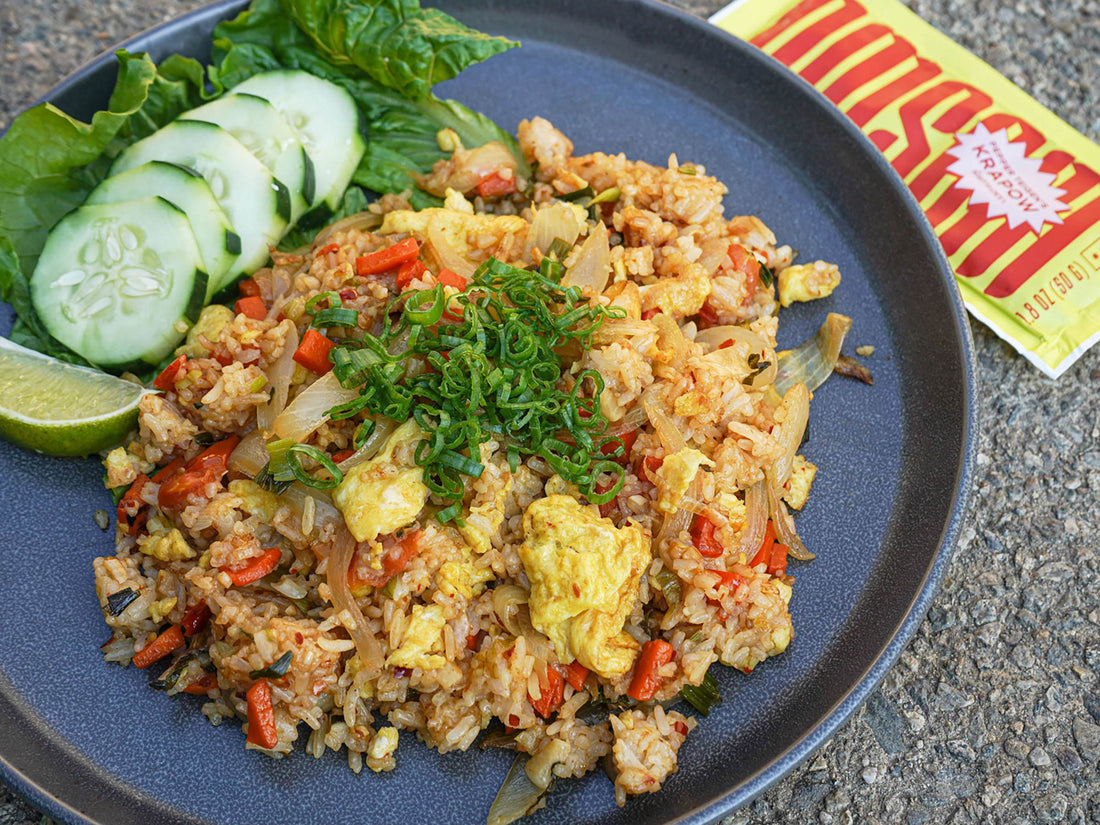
[[152, 355, 188, 392], [476, 171, 516, 198], [530, 665, 565, 719], [347, 530, 423, 589], [234, 295, 267, 320], [750, 520, 778, 568], [600, 429, 638, 465], [696, 300, 720, 329], [132, 625, 184, 669], [181, 673, 218, 695], [237, 277, 262, 298], [627, 639, 675, 702], [181, 600, 211, 637], [222, 547, 282, 587], [356, 238, 420, 276], [158, 436, 239, 510], [116, 473, 151, 536], [436, 268, 467, 290], [292, 329, 336, 374], [564, 661, 590, 692], [246, 678, 278, 749], [395, 259, 428, 290], [316, 242, 340, 256], [690, 514, 724, 558], [331, 448, 356, 464]]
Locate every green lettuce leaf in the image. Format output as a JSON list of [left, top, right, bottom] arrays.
[[283, 0, 517, 102], [212, 0, 528, 205]]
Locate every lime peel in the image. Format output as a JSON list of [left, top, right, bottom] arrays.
[[0, 337, 147, 457]]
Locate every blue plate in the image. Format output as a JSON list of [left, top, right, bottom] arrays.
[[0, 1, 976, 822]]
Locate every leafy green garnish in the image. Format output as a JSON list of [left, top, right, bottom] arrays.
[[250, 650, 294, 679], [679, 669, 722, 716], [212, 0, 529, 208], [329, 257, 625, 512]]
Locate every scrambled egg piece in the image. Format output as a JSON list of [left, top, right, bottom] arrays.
[[436, 557, 494, 600], [228, 479, 280, 522], [175, 304, 234, 358], [380, 209, 528, 266], [638, 261, 710, 318], [782, 455, 817, 511], [443, 187, 475, 214], [333, 420, 429, 543], [368, 727, 399, 763], [654, 448, 714, 514], [149, 597, 177, 623], [777, 260, 841, 307], [518, 495, 651, 678], [386, 604, 446, 670], [139, 527, 195, 562], [457, 456, 512, 555]]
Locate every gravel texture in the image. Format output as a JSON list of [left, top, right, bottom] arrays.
[[1, 1, 1098, 823]]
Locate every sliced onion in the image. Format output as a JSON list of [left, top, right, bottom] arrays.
[[528, 202, 581, 257], [562, 222, 610, 295], [697, 237, 731, 276], [327, 526, 384, 677], [609, 403, 648, 436], [644, 400, 687, 453], [336, 417, 397, 472], [311, 211, 383, 249], [766, 473, 812, 560], [487, 753, 550, 825], [652, 312, 690, 363], [739, 480, 768, 557], [273, 371, 361, 443], [257, 324, 298, 435], [426, 214, 477, 281], [228, 429, 268, 477], [774, 312, 852, 395], [281, 483, 341, 530], [772, 383, 809, 487], [418, 141, 519, 196], [694, 324, 769, 353]]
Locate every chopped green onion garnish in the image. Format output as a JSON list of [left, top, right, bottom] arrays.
[[106, 587, 139, 616], [250, 374, 268, 393], [328, 256, 623, 518], [311, 307, 359, 329], [559, 185, 594, 202], [589, 187, 621, 205], [758, 262, 774, 288], [679, 669, 721, 716], [249, 650, 293, 679], [546, 237, 573, 260], [305, 291, 341, 314], [254, 462, 294, 494], [285, 444, 343, 490]]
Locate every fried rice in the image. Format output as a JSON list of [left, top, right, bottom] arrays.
[[95, 117, 840, 819]]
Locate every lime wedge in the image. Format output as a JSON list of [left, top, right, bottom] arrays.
[[0, 336, 146, 457]]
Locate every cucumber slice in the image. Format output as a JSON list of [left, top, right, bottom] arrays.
[[109, 120, 290, 291], [179, 93, 315, 223], [232, 71, 366, 211], [85, 160, 238, 300], [30, 197, 208, 369]]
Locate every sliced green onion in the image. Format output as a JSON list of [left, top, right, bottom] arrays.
[[311, 307, 359, 329], [758, 262, 774, 288], [249, 650, 293, 679], [305, 291, 341, 314], [404, 284, 446, 326], [558, 185, 594, 203], [679, 669, 721, 716], [106, 587, 139, 616], [652, 568, 683, 609], [589, 186, 621, 205], [546, 238, 573, 260], [254, 462, 293, 494], [250, 374, 268, 393], [285, 444, 343, 490], [353, 419, 377, 449]]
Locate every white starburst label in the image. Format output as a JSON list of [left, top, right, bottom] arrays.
[[945, 124, 1070, 234]]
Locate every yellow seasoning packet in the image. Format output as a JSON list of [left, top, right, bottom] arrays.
[[711, 0, 1100, 378]]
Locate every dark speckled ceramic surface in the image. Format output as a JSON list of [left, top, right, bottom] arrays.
[[0, 0, 976, 822]]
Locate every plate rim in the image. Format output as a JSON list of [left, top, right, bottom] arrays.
[[0, 0, 978, 821]]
